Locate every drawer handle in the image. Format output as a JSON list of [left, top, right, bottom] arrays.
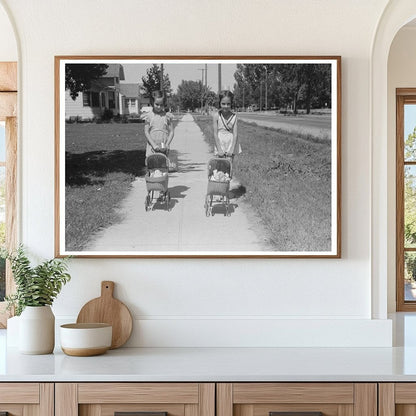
[[270, 413, 323, 416], [115, 413, 168, 416]]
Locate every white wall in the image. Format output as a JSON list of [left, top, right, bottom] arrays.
[[0, 0, 394, 347], [0, 2, 17, 61], [387, 26, 416, 312]]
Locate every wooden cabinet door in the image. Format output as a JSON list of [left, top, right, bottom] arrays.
[[0, 383, 53, 415], [55, 383, 215, 416], [217, 383, 377, 416], [379, 383, 416, 416]]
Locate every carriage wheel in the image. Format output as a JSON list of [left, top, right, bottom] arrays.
[[166, 192, 171, 211], [205, 195, 211, 217], [145, 193, 151, 212], [225, 196, 231, 216]]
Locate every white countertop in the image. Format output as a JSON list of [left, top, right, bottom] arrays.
[[3, 313, 416, 382], [2, 345, 416, 382]]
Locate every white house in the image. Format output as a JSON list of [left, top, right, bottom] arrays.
[[65, 64, 125, 120], [119, 83, 140, 115]]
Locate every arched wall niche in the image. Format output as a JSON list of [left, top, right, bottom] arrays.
[[372, 0, 416, 318]]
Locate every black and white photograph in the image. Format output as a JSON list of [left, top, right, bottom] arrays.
[[55, 56, 341, 257]]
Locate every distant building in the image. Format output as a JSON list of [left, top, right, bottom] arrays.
[[120, 83, 140, 115]]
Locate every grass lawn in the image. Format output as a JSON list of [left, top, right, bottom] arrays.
[[193, 115, 332, 252], [65, 122, 147, 251]]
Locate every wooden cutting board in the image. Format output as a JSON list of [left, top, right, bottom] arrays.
[[76, 281, 133, 349]]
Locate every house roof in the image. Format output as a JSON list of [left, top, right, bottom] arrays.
[[119, 83, 139, 98], [103, 64, 125, 80]]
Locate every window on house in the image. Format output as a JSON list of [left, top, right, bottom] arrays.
[[82, 91, 90, 107], [397, 89, 416, 311], [0, 62, 17, 327]]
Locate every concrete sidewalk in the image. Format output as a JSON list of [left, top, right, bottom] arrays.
[[88, 113, 266, 253]]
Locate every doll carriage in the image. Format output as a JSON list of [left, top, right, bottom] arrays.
[[144, 151, 171, 212], [204, 156, 232, 217]]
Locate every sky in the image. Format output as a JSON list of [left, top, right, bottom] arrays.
[[121, 62, 237, 94], [405, 104, 416, 139]]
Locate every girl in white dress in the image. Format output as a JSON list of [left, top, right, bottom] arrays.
[[141, 90, 174, 160], [212, 90, 242, 158]]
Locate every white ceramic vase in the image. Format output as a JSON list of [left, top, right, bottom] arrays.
[[19, 305, 55, 354]]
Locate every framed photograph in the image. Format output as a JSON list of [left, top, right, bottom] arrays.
[[55, 56, 341, 258]]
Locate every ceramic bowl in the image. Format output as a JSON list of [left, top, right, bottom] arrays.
[[60, 323, 112, 356]]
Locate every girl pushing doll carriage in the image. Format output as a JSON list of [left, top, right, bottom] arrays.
[[142, 90, 175, 212], [205, 90, 242, 217]]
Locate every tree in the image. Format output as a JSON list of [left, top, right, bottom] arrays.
[[404, 126, 416, 281], [405, 127, 416, 246], [65, 64, 109, 100], [141, 64, 172, 98], [177, 80, 212, 111], [233, 63, 331, 113]]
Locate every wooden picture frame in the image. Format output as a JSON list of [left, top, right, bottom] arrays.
[[55, 56, 341, 258]]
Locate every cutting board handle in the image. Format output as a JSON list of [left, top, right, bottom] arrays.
[[101, 281, 115, 298]]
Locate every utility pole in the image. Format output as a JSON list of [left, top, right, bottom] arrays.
[[204, 63, 208, 114], [259, 81, 262, 111], [265, 67, 268, 111], [218, 64, 222, 95], [198, 68, 204, 111]]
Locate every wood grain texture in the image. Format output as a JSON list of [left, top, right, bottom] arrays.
[[0, 405, 24, 416], [199, 384, 215, 416], [253, 403, 338, 416], [396, 404, 416, 416], [76, 281, 133, 348], [39, 383, 54, 416], [397, 93, 406, 311], [79, 404, 101, 416], [0, 62, 17, 91], [185, 403, 199, 416], [99, 403, 185, 416], [0, 116, 17, 327], [395, 383, 416, 403], [217, 384, 233, 416], [0, 92, 16, 120], [354, 383, 377, 416], [338, 404, 354, 416], [379, 383, 395, 416], [78, 383, 199, 404], [55, 383, 78, 416], [0, 383, 39, 403], [233, 383, 354, 404], [5, 116, 17, 292]]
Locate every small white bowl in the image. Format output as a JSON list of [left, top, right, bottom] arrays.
[[60, 323, 112, 356]]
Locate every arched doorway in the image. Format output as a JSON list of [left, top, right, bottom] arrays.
[[371, 1, 416, 318]]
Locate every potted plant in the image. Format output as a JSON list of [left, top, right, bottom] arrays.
[[4, 245, 71, 354]]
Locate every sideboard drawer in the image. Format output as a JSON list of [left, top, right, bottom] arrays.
[[217, 383, 376, 416], [56, 383, 215, 416]]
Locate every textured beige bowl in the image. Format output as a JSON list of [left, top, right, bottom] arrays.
[[60, 323, 112, 356]]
